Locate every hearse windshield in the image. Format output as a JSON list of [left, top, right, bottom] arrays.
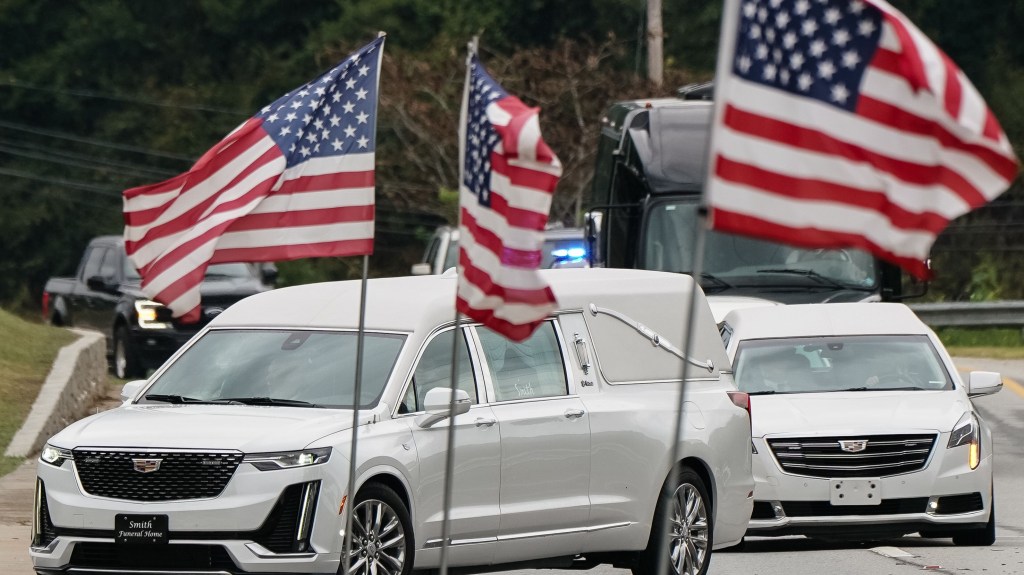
[[734, 335, 953, 395], [642, 200, 878, 291], [140, 330, 406, 408]]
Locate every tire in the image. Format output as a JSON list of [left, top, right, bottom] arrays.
[[634, 468, 713, 575], [113, 325, 143, 380], [952, 495, 996, 547], [340, 484, 414, 575]]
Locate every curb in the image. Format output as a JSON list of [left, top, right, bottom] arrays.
[[3, 329, 107, 458]]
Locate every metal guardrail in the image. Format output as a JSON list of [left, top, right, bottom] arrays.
[[908, 301, 1024, 328]]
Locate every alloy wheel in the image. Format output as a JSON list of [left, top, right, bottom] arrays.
[[346, 498, 407, 575], [668, 482, 710, 575]]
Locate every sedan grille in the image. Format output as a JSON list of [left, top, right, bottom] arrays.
[[767, 434, 937, 478], [72, 449, 242, 501]]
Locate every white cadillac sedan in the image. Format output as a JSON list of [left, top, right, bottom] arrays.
[[32, 268, 753, 575], [720, 303, 1001, 545]]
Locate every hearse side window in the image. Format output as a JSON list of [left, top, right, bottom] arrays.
[[477, 322, 568, 402], [401, 328, 476, 414]]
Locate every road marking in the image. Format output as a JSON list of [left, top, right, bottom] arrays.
[[870, 546, 915, 558]]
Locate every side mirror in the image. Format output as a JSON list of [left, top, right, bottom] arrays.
[[120, 380, 148, 403], [410, 263, 433, 276], [87, 275, 117, 293], [584, 210, 604, 267], [260, 263, 278, 286], [967, 371, 1002, 397], [416, 387, 471, 428]]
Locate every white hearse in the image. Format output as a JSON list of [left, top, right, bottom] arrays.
[[720, 303, 1001, 545], [32, 268, 753, 575]]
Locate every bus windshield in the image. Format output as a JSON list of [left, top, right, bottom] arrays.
[[642, 200, 878, 290]]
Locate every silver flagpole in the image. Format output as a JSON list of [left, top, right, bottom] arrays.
[[655, 1, 738, 572], [439, 35, 477, 575], [341, 32, 386, 574], [341, 254, 370, 573]]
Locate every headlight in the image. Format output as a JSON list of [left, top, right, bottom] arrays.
[[243, 447, 331, 471], [134, 300, 172, 329], [40, 445, 72, 467], [947, 412, 981, 470]]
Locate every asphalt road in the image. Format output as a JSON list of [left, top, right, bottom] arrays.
[[2, 359, 1022, 575], [496, 357, 1024, 575]]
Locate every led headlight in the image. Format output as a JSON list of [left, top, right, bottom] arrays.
[[134, 299, 172, 329], [243, 447, 331, 471], [40, 444, 72, 467], [947, 412, 981, 470]]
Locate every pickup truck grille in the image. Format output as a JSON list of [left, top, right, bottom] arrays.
[[73, 449, 242, 501], [767, 434, 937, 478]]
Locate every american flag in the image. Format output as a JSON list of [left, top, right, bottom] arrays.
[[706, 0, 1018, 279], [123, 37, 384, 322], [456, 52, 562, 341]]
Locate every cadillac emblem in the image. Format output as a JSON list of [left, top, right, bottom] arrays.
[[132, 458, 163, 473], [838, 440, 869, 453]]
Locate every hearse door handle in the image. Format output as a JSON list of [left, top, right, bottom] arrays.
[[474, 417, 497, 428], [564, 408, 586, 420]]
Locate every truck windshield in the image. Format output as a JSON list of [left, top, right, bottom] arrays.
[[643, 201, 877, 290], [124, 261, 255, 281], [140, 329, 406, 408]]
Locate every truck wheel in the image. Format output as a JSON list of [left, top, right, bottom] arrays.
[[634, 468, 713, 575], [113, 325, 143, 380]]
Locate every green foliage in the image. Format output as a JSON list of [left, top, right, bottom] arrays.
[[936, 327, 1024, 348]]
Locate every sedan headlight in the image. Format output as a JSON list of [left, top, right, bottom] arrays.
[[947, 412, 981, 470], [134, 299, 172, 329], [243, 447, 331, 471], [40, 444, 72, 467]]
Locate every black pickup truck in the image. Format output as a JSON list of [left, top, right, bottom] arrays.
[[43, 235, 277, 378]]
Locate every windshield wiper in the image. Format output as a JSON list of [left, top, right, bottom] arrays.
[[837, 386, 929, 392], [143, 394, 237, 405], [221, 396, 324, 408], [756, 268, 851, 290], [747, 390, 778, 396], [697, 272, 733, 293]]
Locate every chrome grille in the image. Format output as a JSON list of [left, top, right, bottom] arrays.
[[767, 434, 936, 478], [73, 449, 242, 501]]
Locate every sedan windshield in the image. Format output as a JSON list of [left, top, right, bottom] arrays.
[[734, 335, 953, 395], [140, 330, 406, 408]]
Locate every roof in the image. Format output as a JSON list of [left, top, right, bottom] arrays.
[[212, 268, 730, 379], [722, 302, 932, 341]]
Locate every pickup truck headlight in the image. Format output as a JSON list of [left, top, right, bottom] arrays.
[[134, 300, 172, 329], [947, 412, 981, 470], [243, 447, 331, 471], [40, 444, 73, 467]]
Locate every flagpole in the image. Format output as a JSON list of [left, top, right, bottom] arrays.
[[655, 1, 738, 573], [341, 31, 386, 574], [341, 254, 370, 573], [438, 35, 478, 575]]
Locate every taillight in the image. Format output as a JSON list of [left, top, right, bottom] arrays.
[[727, 390, 752, 433], [41, 292, 50, 321]]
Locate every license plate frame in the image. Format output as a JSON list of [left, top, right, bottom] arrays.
[[829, 479, 881, 506], [115, 514, 169, 544]]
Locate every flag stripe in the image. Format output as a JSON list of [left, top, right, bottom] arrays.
[[723, 103, 988, 205], [461, 206, 545, 271], [210, 239, 374, 265]]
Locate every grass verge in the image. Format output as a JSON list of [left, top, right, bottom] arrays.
[[0, 309, 78, 477], [936, 327, 1024, 359]]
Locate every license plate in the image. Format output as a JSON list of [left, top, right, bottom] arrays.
[[829, 479, 881, 506], [115, 514, 168, 544]]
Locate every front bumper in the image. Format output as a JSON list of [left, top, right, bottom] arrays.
[[30, 454, 350, 574], [747, 436, 992, 537]]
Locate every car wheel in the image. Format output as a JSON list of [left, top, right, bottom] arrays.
[[341, 484, 413, 575], [634, 468, 713, 575], [113, 325, 143, 380], [952, 495, 996, 547]]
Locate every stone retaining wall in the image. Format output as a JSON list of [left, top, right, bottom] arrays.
[[4, 329, 108, 458]]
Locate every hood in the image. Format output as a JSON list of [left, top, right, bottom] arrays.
[[751, 390, 969, 438], [49, 405, 357, 453], [707, 295, 781, 322]]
